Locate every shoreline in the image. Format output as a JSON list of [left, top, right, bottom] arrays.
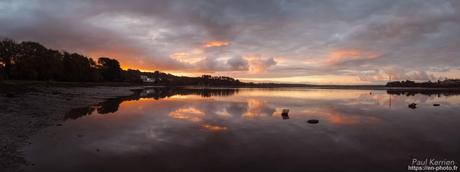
[[2, 80, 460, 90], [0, 82, 144, 171]]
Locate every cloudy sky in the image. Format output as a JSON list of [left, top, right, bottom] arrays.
[[1, 0, 460, 84]]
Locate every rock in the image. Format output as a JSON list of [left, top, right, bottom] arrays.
[[408, 103, 417, 109], [281, 109, 290, 120], [281, 109, 289, 115], [96, 148, 100, 152], [433, 104, 440, 107], [56, 124, 63, 126], [307, 119, 319, 124]]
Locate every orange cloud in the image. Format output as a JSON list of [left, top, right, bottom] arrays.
[[169, 51, 205, 64], [87, 50, 162, 72], [204, 41, 230, 48], [326, 49, 379, 65], [244, 55, 277, 74], [170, 52, 188, 60]]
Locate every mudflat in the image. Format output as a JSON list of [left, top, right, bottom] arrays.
[[0, 81, 142, 171]]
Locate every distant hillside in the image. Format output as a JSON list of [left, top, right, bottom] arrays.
[[386, 79, 460, 88]]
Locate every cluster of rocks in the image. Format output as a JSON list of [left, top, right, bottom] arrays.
[[408, 103, 441, 109], [280, 109, 319, 124]]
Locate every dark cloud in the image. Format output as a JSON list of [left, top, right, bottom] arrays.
[[1, 0, 459, 83], [227, 56, 248, 71]]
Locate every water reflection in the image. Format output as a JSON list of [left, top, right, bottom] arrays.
[[25, 88, 460, 172], [243, 99, 275, 118], [65, 87, 238, 120], [66, 87, 460, 121], [387, 89, 460, 97], [170, 107, 206, 122], [200, 124, 228, 132]]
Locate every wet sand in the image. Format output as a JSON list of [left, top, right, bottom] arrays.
[[0, 81, 142, 171]]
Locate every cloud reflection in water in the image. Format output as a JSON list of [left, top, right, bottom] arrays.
[[26, 88, 460, 172]]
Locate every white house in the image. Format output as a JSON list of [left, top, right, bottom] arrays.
[[140, 75, 155, 83]]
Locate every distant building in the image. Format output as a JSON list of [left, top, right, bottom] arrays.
[[443, 79, 460, 84], [140, 75, 154, 83]]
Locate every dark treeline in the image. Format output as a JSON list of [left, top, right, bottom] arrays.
[[386, 79, 460, 88], [0, 38, 243, 86], [0, 38, 124, 82]]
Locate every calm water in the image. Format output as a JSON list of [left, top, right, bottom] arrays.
[[23, 88, 460, 172]]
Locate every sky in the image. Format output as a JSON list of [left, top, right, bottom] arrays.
[[1, 0, 460, 84]]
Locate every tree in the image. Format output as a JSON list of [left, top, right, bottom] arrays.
[[0, 39, 19, 79], [61, 52, 98, 82], [14, 41, 61, 80], [122, 69, 142, 82], [98, 57, 122, 81]]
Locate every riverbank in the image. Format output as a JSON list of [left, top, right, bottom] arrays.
[[0, 81, 144, 171]]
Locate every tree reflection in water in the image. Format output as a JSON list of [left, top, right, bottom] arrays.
[[65, 87, 238, 120], [386, 89, 460, 97], [65, 88, 460, 120]]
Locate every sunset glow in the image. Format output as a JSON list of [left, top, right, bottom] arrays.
[[3, 1, 460, 171], [2, 0, 459, 84], [325, 49, 380, 65], [203, 41, 230, 48]]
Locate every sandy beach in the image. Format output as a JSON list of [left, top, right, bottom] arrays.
[[0, 81, 143, 171]]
